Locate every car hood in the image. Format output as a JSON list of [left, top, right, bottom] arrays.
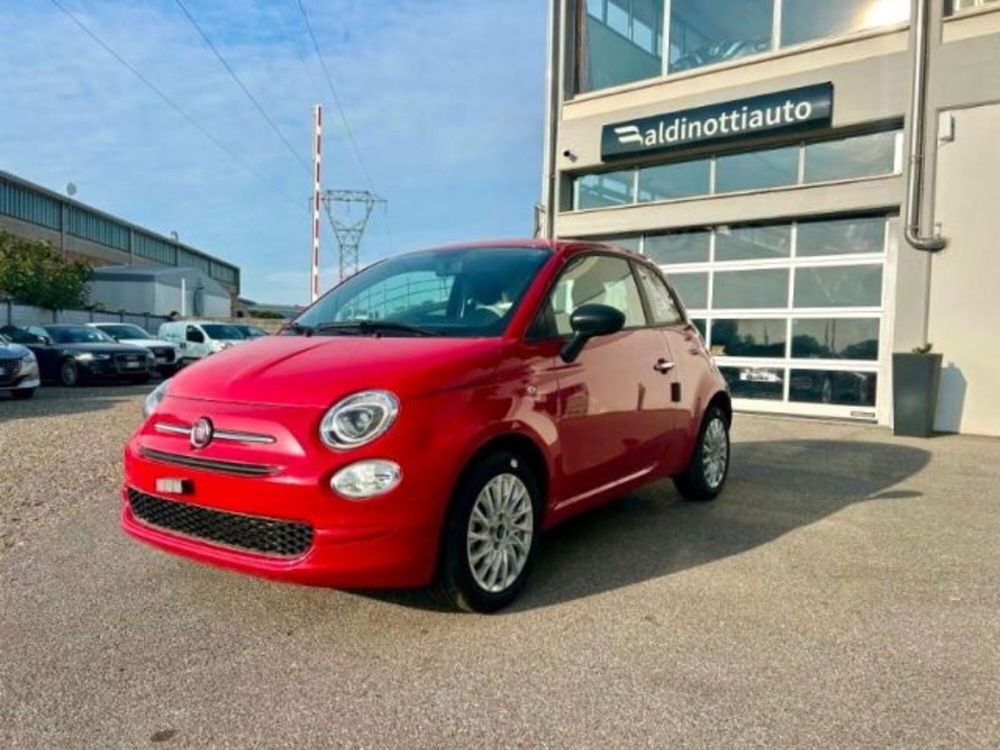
[[167, 335, 505, 407], [119, 338, 176, 348], [0, 342, 29, 358]]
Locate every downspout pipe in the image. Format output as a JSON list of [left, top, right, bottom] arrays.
[[904, 0, 947, 252], [541, 0, 561, 239]]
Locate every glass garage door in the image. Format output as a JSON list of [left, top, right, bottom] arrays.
[[648, 213, 893, 420]]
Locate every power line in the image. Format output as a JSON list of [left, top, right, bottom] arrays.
[[295, 0, 375, 191], [48, 0, 306, 212], [172, 0, 311, 174]]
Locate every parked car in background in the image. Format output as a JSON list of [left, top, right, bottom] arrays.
[[233, 324, 268, 339], [124, 240, 732, 612], [158, 321, 248, 363], [88, 323, 181, 376], [11, 325, 155, 386], [0, 333, 40, 400]]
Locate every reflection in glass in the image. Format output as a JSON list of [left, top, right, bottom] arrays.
[[797, 215, 886, 256], [711, 319, 786, 357], [580, 0, 664, 92], [713, 269, 790, 309], [716, 224, 792, 261], [669, 0, 774, 73], [719, 365, 784, 400], [638, 159, 710, 202], [804, 130, 898, 183], [645, 230, 711, 265], [794, 265, 882, 307], [669, 272, 709, 309], [782, 0, 909, 47], [575, 170, 634, 209], [791, 318, 879, 359], [789, 369, 877, 406], [715, 145, 799, 193]]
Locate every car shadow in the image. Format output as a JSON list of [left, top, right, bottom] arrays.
[[0, 383, 155, 423], [363, 438, 930, 613]]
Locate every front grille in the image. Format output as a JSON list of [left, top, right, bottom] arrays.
[[139, 447, 280, 477], [0, 358, 20, 385], [151, 347, 175, 363], [114, 353, 146, 373], [128, 488, 313, 558]]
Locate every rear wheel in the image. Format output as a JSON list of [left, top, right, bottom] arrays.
[[673, 406, 730, 501], [59, 360, 80, 387], [434, 450, 541, 613], [11, 388, 35, 400]]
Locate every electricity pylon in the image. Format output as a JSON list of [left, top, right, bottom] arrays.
[[320, 189, 386, 281]]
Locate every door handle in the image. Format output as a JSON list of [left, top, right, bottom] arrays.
[[653, 359, 675, 374]]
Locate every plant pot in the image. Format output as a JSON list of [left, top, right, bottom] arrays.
[[892, 352, 943, 437]]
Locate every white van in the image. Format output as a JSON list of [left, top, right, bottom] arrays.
[[158, 320, 248, 363]]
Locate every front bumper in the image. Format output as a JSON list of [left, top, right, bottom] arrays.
[[121, 397, 454, 589], [79, 359, 155, 380]]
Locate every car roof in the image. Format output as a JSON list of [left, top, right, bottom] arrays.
[[378, 238, 641, 263]]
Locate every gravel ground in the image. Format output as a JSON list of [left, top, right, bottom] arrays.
[[1, 387, 999, 748]]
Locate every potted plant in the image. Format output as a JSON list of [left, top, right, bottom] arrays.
[[892, 343, 943, 437]]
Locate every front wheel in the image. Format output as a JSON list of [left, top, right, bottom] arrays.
[[434, 450, 541, 613], [59, 360, 80, 387], [673, 406, 730, 501]]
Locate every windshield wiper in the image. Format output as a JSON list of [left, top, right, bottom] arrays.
[[313, 320, 438, 337], [285, 322, 315, 337]]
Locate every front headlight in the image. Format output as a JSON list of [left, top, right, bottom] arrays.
[[143, 379, 170, 418], [320, 390, 399, 449], [75, 352, 111, 362]]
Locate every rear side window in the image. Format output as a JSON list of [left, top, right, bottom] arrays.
[[634, 264, 684, 325], [535, 254, 647, 338]]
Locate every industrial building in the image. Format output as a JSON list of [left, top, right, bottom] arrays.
[[0, 170, 241, 309], [541, 0, 1000, 435]]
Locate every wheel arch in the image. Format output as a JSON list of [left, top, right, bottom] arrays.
[[706, 389, 733, 426]]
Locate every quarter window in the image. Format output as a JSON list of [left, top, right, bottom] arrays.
[[634, 264, 683, 324]]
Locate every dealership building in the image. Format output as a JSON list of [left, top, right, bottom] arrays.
[[540, 0, 1000, 436]]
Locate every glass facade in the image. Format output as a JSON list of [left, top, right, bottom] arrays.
[[571, 128, 901, 211], [576, 0, 911, 94], [583, 212, 890, 417]]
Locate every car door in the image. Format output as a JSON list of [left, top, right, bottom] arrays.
[[541, 254, 675, 510], [634, 262, 710, 464], [185, 325, 207, 359]]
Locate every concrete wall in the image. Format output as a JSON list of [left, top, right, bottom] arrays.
[[929, 102, 1000, 436]]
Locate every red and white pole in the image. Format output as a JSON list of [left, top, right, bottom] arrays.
[[310, 103, 323, 303]]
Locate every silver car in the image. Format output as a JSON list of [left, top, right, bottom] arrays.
[[0, 333, 41, 400]]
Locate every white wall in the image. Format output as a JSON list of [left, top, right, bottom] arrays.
[[930, 103, 1000, 436]]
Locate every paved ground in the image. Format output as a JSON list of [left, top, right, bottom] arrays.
[[1, 386, 998, 748]]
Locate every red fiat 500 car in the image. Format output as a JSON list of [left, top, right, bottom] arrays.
[[123, 240, 731, 612]]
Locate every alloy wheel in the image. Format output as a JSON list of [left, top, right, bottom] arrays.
[[702, 418, 729, 489], [466, 473, 533, 594]]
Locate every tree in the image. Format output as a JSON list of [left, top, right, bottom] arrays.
[[0, 230, 91, 310]]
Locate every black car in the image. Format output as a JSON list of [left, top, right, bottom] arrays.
[[5, 325, 156, 386]]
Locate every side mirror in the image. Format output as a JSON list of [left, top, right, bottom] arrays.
[[560, 303, 625, 363]]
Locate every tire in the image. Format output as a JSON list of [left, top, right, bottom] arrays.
[[673, 405, 730, 502], [434, 450, 541, 613], [11, 388, 35, 400], [59, 360, 80, 387], [130, 375, 151, 385]]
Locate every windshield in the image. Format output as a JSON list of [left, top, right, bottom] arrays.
[[45, 326, 116, 344], [98, 324, 150, 339], [293, 246, 551, 337], [202, 324, 246, 340]]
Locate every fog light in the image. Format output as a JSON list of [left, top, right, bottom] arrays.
[[330, 460, 401, 499]]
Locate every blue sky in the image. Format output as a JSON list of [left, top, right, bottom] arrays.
[[0, 0, 547, 304]]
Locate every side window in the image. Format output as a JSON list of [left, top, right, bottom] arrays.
[[635, 264, 684, 325], [186, 326, 205, 343], [539, 255, 647, 337]]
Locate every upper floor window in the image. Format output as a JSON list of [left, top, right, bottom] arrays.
[[574, 0, 911, 95], [946, 0, 1000, 15]]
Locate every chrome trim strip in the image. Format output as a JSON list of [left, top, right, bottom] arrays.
[[153, 421, 276, 445], [139, 446, 280, 477]]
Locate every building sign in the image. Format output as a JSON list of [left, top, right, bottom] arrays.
[[601, 83, 833, 161]]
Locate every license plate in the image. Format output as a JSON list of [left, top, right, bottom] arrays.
[[155, 357, 167, 363], [124, 361, 140, 369]]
